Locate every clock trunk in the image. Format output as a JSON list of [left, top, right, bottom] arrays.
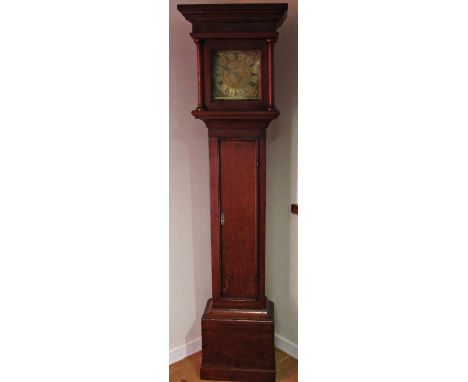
[[219, 139, 258, 299]]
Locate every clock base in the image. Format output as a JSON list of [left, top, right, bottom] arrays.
[[200, 298, 275, 382], [200, 365, 275, 382]]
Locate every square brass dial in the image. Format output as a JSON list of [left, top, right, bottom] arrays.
[[212, 50, 261, 100]]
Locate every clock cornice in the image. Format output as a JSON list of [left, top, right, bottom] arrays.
[[177, 3, 288, 33]]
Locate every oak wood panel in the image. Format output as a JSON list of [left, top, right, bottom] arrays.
[[202, 298, 273, 321], [266, 38, 276, 111], [202, 320, 274, 370], [208, 127, 266, 138], [208, 137, 222, 298], [191, 32, 279, 40], [201, 298, 275, 381], [257, 136, 267, 304], [201, 366, 274, 382], [219, 140, 258, 299], [177, 3, 288, 34], [208, 128, 267, 310], [192, 110, 279, 120]]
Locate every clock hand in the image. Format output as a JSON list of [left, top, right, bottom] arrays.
[[232, 71, 240, 79], [218, 64, 231, 74]]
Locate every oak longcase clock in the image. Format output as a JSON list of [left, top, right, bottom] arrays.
[[178, 4, 288, 382]]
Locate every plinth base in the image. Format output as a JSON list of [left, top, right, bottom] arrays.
[[200, 298, 275, 382]]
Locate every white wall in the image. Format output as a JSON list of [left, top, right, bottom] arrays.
[[169, 0, 213, 353], [263, 0, 298, 348], [169, 0, 298, 358]]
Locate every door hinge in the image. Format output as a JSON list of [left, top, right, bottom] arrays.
[[220, 212, 225, 226]]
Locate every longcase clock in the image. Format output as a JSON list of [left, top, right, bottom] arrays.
[[177, 4, 288, 382]]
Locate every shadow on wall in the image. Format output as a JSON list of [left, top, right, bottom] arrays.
[[169, 0, 215, 352], [172, 0, 246, 350], [264, 0, 298, 344]]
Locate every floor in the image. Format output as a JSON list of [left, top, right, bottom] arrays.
[[170, 348, 298, 382]]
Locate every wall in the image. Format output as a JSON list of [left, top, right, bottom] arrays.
[[169, 0, 213, 356], [169, 0, 298, 360], [261, 0, 298, 350]]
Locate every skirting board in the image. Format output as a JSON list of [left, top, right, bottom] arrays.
[[275, 333, 298, 359], [169, 337, 202, 365], [169, 333, 297, 365]]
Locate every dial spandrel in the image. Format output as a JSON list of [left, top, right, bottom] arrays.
[[212, 50, 261, 100]]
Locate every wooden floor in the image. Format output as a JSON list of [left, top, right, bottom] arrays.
[[170, 348, 298, 382]]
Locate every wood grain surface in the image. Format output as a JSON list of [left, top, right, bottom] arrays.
[[170, 348, 297, 382], [220, 139, 258, 299]]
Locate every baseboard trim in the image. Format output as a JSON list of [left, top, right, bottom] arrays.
[[169, 337, 202, 365], [169, 333, 298, 364], [275, 333, 298, 359]]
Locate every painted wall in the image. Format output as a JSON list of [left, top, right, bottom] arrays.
[[262, 0, 298, 347], [169, 0, 212, 353], [169, 0, 298, 355]]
